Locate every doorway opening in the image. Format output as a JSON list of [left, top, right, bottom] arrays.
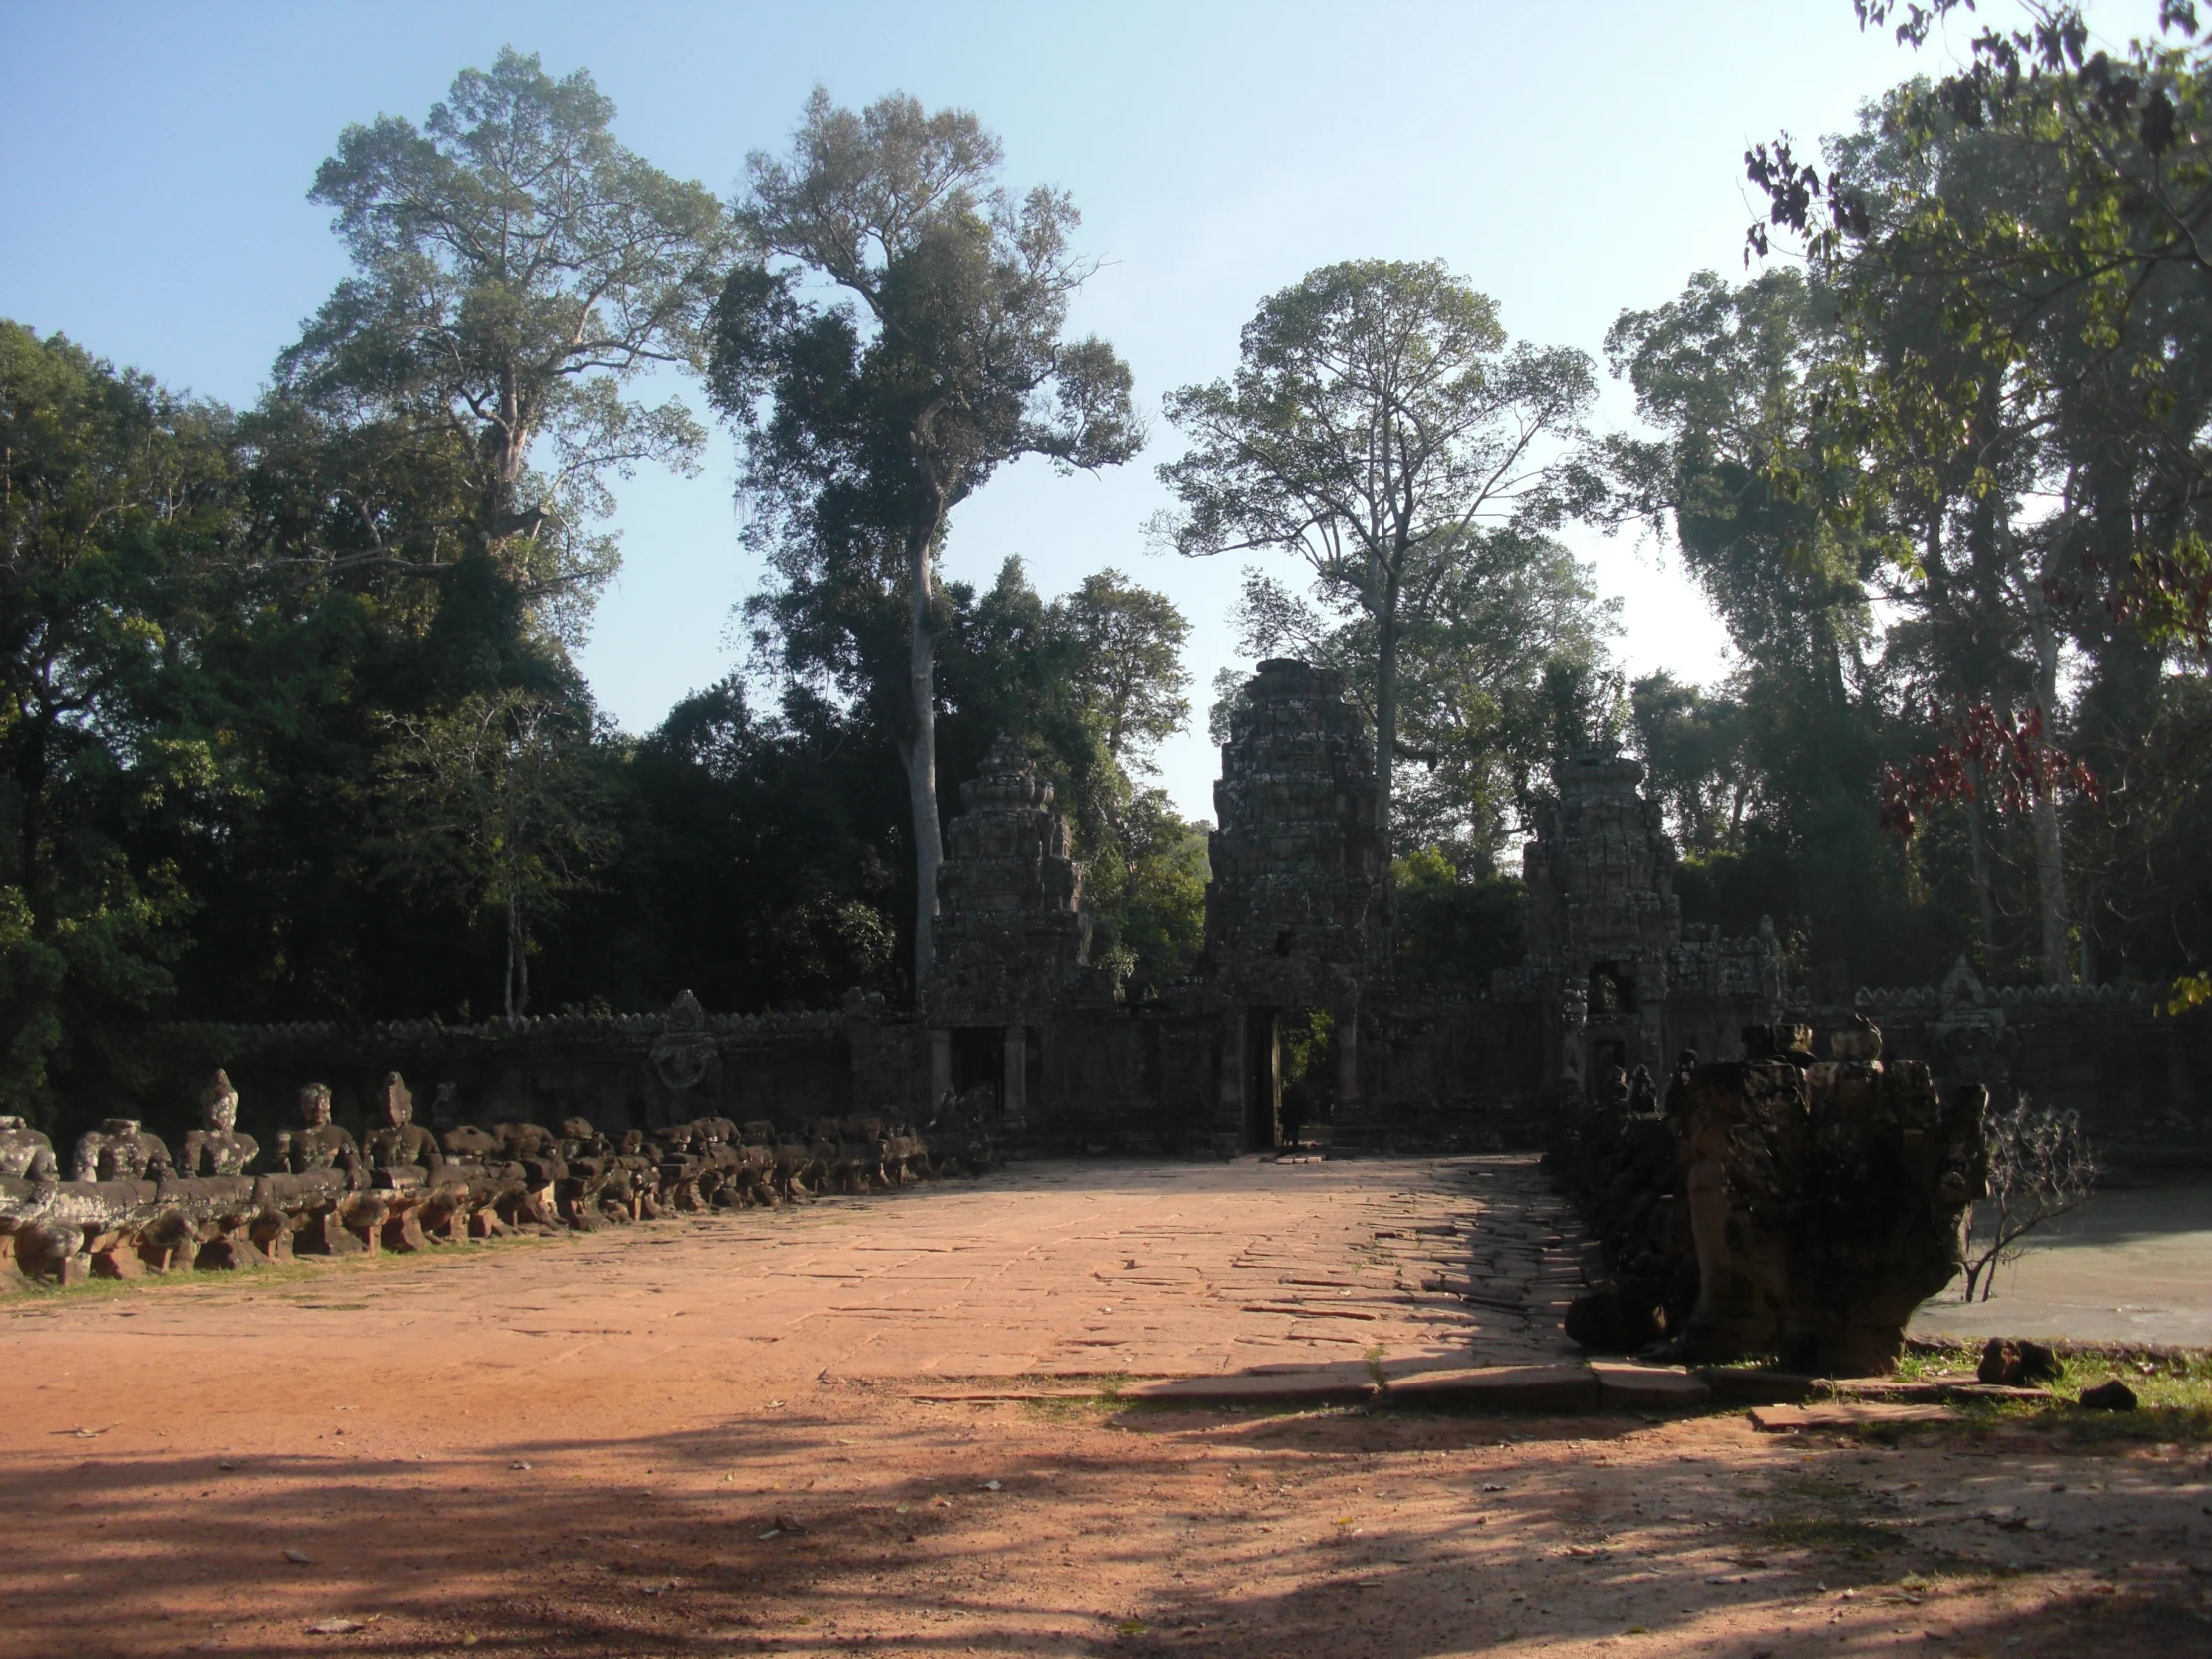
[[1250, 1007, 1335, 1151], [951, 1027, 1004, 1115]]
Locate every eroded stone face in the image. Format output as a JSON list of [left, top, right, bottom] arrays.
[[180, 1069, 259, 1176], [363, 1071, 439, 1173], [277, 1083, 362, 1178]]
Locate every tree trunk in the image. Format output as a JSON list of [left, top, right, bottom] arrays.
[[505, 896, 526, 1019], [2027, 597, 2072, 984], [901, 522, 945, 989], [14, 708, 47, 935], [1374, 599, 1399, 972], [1962, 756, 1999, 965]]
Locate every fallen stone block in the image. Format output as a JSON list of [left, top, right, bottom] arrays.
[[1592, 1361, 1711, 1409], [1384, 1364, 1600, 1412], [1978, 1337, 2061, 1386], [1695, 1368, 1817, 1404], [1122, 1369, 1379, 1408], [2077, 1379, 2137, 1411], [1748, 1400, 1953, 1431]]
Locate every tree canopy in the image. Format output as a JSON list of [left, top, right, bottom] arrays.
[[708, 88, 1140, 983]]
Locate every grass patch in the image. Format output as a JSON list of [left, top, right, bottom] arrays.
[[1892, 1342, 1982, 1382], [1920, 1344, 2212, 1444], [0, 1233, 553, 1309], [1764, 1513, 1906, 1556]]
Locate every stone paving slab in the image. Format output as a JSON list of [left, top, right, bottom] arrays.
[[1383, 1363, 1602, 1411], [1, 1154, 1589, 1398], [1748, 1400, 1955, 1431]]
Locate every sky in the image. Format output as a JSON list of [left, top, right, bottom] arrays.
[[0, 0, 2171, 821]]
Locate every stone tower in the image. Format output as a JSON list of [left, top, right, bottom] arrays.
[[921, 733, 1092, 1120], [1522, 742, 1681, 1094], [1202, 659, 1382, 1149]]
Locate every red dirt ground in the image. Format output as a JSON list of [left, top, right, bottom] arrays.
[[3, 1157, 2206, 1658]]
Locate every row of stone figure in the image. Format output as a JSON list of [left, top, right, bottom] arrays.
[[0, 1071, 1000, 1288]]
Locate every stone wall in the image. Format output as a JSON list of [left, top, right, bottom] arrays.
[[112, 997, 910, 1159], [1816, 963, 2212, 1171], [73, 662, 2212, 1165]]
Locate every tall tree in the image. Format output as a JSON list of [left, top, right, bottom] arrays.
[[1629, 671, 1751, 857], [1228, 531, 1615, 860], [709, 88, 1141, 985], [1605, 270, 1945, 983], [1055, 569, 1192, 776], [1155, 259, 1597, 950], [279, 47, 729, 640], [0, 323, 240, 1120], [1747, 1, 2212, 985], [377, 687, 614, 1017]]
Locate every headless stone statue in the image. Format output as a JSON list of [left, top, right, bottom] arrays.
[[179, 1069, 260, 1176], [1627, 1064, 1658, 1118], [275, 1083, 362, 1180], [0, 1114, 55, 1179], [71, 1118, 173, 1183], [361, 1071, 439, 1173]]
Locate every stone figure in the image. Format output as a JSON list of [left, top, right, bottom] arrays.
[[179, 1069, 259, 1176], [0, 1115, 55, 1179], [275, 1083, 362, 1181], [1627, 1065, 1658, 1117], [361, 1071, 439, 1172], [71, 1118, 173, 1183]]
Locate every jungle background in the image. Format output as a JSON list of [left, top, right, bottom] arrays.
[[5, 1, 2211, 1130]]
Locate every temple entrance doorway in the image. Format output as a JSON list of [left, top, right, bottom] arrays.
[[1244, 1008, 1336, 1150], [1278, 1008, 1336, 1150], [950, 1027, 1004, 1115]]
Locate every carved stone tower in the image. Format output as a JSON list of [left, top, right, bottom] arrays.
[[1202, 660, 1382, 1150], [1523, 742, 1681, 1094], [921, 734, 1092, 1121]]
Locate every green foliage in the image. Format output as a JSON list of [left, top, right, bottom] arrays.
[[1606, 268, 1957, 986], [1158, 259, 1600, 878], [1629, 672, 1748, 855], [0, 323, 237, 1123], [710, 87, 1140, 980], [376, 688, 616, 1016], [283, 48, 730, 635], [1390, 845, 1525, 993]]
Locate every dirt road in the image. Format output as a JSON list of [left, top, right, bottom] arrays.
[[3, 1157, 2206, 1657]]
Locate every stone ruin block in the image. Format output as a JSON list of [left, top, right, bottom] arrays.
[[1553, 1020, 1986, 1376]]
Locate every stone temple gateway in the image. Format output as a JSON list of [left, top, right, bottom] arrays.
[[101, 659, 2211, 1166]]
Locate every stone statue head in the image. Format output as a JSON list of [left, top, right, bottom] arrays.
[[297, 1082, 333, 1128], [100, 1117, 141, 1137], [377, 1071, 412, 1129], [199, 1069, 239, 1132]]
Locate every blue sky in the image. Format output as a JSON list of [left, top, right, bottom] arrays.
[[0, 0, 2169, 819]]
